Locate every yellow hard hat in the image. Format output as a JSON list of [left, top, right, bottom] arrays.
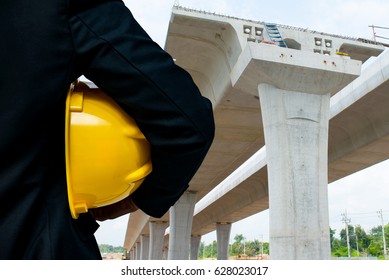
[[65, 82, 152, 219]]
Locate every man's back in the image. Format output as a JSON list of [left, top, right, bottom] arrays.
[[0, 0, 102, 259]]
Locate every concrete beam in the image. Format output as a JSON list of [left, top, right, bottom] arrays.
[[123, 210, 150, 250], [231, 43, 361, 96], [194, 146, 266, 216]]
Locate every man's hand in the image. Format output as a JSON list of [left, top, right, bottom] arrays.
[[89, 196, 139, 221]]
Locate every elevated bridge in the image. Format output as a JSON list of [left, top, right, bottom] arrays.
[[123, 6, 388, 260]]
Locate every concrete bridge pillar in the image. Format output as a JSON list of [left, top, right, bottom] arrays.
[[140, 235, 150, 260], [125, 250, 130, 260], [216, 222, 232, 260], [190, 235, 202, 260], [149, 221, 168, 260], [128, 248, 133, 260], [162, 246, 169, 260], [135, 242, 141, 260], [232, 43, 361, 259], [259, 84, 331, 259], [168, 191, 197, 260]]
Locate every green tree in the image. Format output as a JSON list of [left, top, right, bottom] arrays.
[[386, 223, 389, 240], [340, 225, 356, 250], [234, 234, 244, 244], [332, 246, 359, 258], [329, 223, 389, 258], [262, 242, 270, 255], [198, 241, 205, 259], [354, 225, 371, 255], [200, 241, 217, 259], [98, 244, 125, 254], [247, 239, 262, 257], [331, 226, 368, 257], [330, 228, 335, 241], [231, 234, 245, 256], [368, 240, 383, 257], [331, 239, 342, 253], [330, 228, 337, 250], [244, 240, 257, 257], [247, 240, 270, 257], [370, 225, 383, 240], [369, 223, 389, 257]]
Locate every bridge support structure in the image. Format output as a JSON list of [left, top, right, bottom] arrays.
[[149, 221, 168, 260], [168, 191, 197, 260], [232, 43, 361, 259], [216, 222, 232, 260]]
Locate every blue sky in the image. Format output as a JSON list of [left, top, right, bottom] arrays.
[[94, 0, 389, 246]]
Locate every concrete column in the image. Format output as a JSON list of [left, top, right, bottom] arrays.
[[135, 242, 141, 260], [259, 84, 331, 259], [162, 247, 169, 260], [140, 235, 150, 260], [168, 191, 197, 260], [216, 222, 232, 260], [149, 221, 169, 260], [131, 248, 135, 260], [231, 43, 360, 259], [190, 235, 202, 260]]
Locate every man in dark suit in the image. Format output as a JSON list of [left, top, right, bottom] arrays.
[[0, 0, 214, 259]]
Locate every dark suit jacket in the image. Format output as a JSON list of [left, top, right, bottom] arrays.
[[0, 0, 214, 259]]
